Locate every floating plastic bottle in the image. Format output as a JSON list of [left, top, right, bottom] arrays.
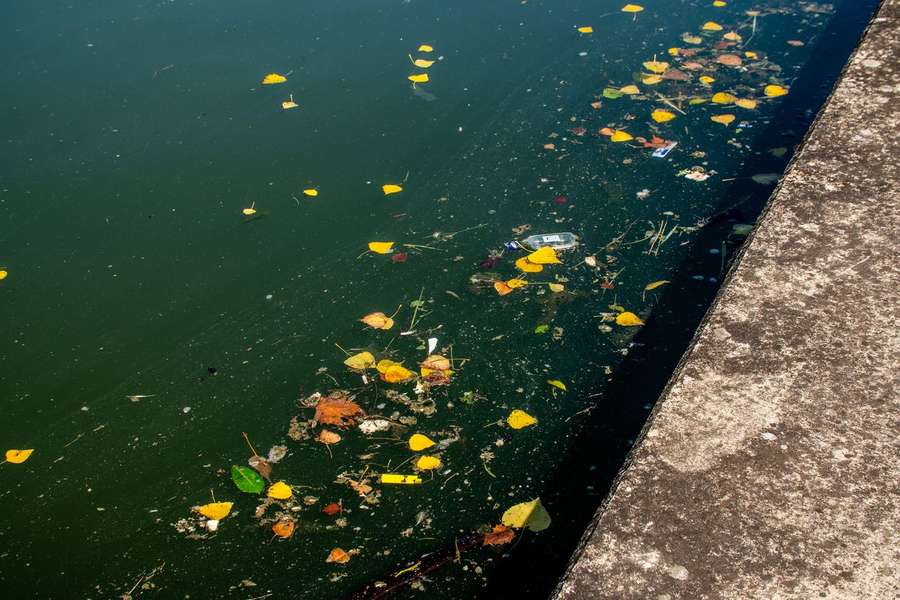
[[518, 232, 579, 251]]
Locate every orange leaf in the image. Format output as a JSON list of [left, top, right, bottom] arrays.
[[318, 430, 341, 445], [494, 281, 513, 296], [272, 519, 295, 538], [322, 502, 341, 516], [314, 393, 365, 428], [483, 524, 516, 546], [326, 548, 350, 564], [381, 364, 415, 383], [360, 312, 394, 330]]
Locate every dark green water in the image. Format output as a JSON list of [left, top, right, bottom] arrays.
[[0, 1, 877, 598]]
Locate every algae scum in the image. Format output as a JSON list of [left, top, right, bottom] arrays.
[[0, 0, 876, 598]]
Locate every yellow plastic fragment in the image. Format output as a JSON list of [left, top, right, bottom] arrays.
[[381, 474, 423, 484]]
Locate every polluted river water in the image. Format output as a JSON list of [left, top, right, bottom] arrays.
[[0, 0, 879, 598]]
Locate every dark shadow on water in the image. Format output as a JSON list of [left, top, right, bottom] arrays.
[[479, 1, 882, 598]]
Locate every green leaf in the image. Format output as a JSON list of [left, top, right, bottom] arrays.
[[602, 87, 623, 99], [534, 324, 550, 334], [231, 465, 265, 494]]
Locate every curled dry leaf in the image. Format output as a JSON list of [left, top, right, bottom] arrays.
[[315, 394, 365, 428], [248, 455, 273, 481], [483, 524, 516, 546], [420, 355, 450, 371]]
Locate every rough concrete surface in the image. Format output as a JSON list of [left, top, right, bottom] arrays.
[[554, 2, 900, 599]]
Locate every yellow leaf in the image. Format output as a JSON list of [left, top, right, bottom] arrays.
[[723, 31, 742, 41], [711, 92, 736, 104], [506, 278, 528, 289], [699, 75, 715, 85], [619, 84, 640, 95], [262, 73, 287, 85], [667, 47, 680, 56], [376, 359, 402, 373], [303, 188, 318, 197], [651, 109, 676, 123], [418, 44, 434, 52], [735, 98, 757, 110], [501, 498, 552, 532], [361, 311, 394, 330], [764, 84, 789, 97], [515, 257, 544, 273], [527, 246, 561, 265], [382, 364, 415, 383], [242, 201, 257, 216], [745, 51, 758, 59], [198, 502, 233, 520], [683, 34, 702, 44], [408, 433, 435, 452], [0, 270, 7, 280], [4, 449, 33, 464], [368, 241, 394, 254], [416, 456, 442, 470], [267, 481, 293, 500], [711, 114, 736, 126], [507, 409, 537, 430], [408, 73, 429, 84], [382, 184, 403, 195], [642, 60, 669, 74], [610, 130, 633, 142], [577, 26, 593, 34], [616, 311, 644, 326], [548, 283, 565, 293], [641, 74, 663, 85], [409, 55, 435, 68], [713, 0, 727, 6], [621, 4, 644, 13], [547, 379, 567, 392], [380, 474, 422, 484], [644, 280, 670, 291], [702, 21, 723, 31], [344, 351, 376, 370]]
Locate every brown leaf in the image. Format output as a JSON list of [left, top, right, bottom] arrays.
[[716, 54, 742, 66], [314, 393, 365, 428], [483, 524, 516, 546], [420, 355, 451, 371], [248, 455, 272, 481]]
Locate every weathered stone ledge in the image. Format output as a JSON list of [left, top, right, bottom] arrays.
[[553, 1, 900, 598]]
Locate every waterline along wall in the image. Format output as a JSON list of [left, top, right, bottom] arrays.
[[554, 1, 900, 598]]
